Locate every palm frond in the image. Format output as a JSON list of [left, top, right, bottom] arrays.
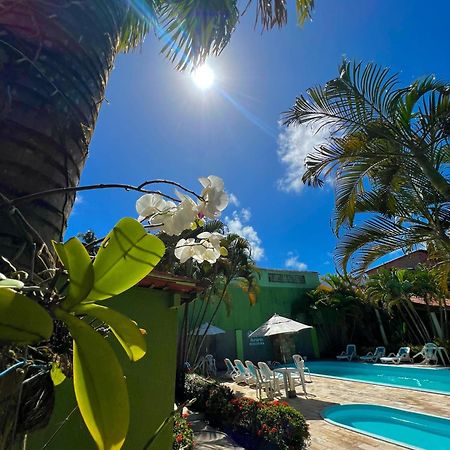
[[283, 60, 400, 133], [157, 0, 239, 70]]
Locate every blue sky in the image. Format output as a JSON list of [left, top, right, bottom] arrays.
[[66, 0, 450, 276]]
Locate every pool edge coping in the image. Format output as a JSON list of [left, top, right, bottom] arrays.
[[319, 402, 450, 450], [308, 371, 450, 396]]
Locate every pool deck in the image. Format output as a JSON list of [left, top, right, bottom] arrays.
[[223, 374, 450, 449]]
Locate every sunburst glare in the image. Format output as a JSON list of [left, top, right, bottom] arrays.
[[192, 65, 215, 90]]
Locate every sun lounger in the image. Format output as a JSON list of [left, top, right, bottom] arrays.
[[360, 346, 386, 363], [336, 344, 357, 361], [224, 358, 246, 383], [234, 359, 256, 385], [380, 346, 412, 364]]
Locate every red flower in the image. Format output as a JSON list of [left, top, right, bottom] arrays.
[[176, 434, 183, 443], [271, 427, 278, 433]]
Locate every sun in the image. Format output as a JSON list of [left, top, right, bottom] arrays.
[[192, 65, 215, 90]]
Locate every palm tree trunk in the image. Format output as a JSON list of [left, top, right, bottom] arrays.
[[0, 0, 127, 271]]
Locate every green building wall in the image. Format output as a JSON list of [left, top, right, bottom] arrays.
[[27, 286, 179, 450], [191, 268, 320, 365]]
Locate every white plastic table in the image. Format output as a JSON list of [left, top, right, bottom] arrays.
[[273, 367, 299, 398]]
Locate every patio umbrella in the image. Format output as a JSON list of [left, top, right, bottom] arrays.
[[191, 323, 225, 357], [191, 323, 226, 336], [248, 314, 312, 338], [248, 314, 313, 362]]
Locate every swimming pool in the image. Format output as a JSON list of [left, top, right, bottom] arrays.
[[303, 361, 450, 394], [322, 403, 450, 450]]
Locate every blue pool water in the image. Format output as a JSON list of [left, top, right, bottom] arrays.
[[322, 404, 450, 450], [303, 361, 450, 394]]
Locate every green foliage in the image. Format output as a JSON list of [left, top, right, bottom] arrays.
[[120, 1, 315, 69], [307, 274, 377, 350], [0, 288, 53, 344], [53, 238, 94, 310], [73, 303, 147, 362], [86, 217, 165, 303], [51, 218, 164, 448], [255, 401, 310, 450], [50, 362, 66, 386], [173, 412, 194, 450], [183, 374, 233, 415], [284, 60, 450, 279], [366, 266, 448, 342], [183, 375, 310, 450], [57, 310, 129, 450], [1, 218, 165, 449]]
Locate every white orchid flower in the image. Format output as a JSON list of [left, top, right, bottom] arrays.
[[197, 231, 223, 248], [136, 194, 176, 222], [195, 240, 221, 264], [174, 236, 221, 264], [174, 238, 197, 263], [198, 176, 229, 219], [159, 193, 198, 236]]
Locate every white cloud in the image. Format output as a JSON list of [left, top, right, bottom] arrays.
[[229, 193, 240, 206], [225, 209, 264, 261], [277, 122, 332, 193], [284, 253, 308, 271], [240, 208, 251, 222], [71, 194, 84, 215]]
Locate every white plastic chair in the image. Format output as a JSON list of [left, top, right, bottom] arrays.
[[257, 361, 284, 395], [204, 354, 217, 376], [292, 354, 312, 382], [413, 343, 439, 365]]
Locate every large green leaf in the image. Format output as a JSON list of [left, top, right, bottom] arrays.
[[0, 288, 53, 344], [50, 362, 66, 386], [86, 218, 165, 302], [57, 309, 129, 450], [74, 303, 147, 362], [53, 238, 94, 309]]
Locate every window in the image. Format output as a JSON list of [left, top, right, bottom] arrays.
[[268, 273, 306, 284]]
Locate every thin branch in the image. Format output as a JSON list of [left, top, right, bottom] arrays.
[[137, 179, 204, 201], [5, 183, 182, 207]]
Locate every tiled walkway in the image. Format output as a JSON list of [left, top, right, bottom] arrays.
[[223, 374, 450, 449]]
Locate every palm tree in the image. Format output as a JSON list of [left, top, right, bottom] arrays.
[[283, 61, 450, 277], [0, 0, 315, 270], [308, 273, 374, 348], [366, 268, 432, 343]]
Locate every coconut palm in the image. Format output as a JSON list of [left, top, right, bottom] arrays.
[[366, 268, 432, 343], [0, 0, 315, 270], [308, 273, 371, 345], [283, 61, 450, 276]]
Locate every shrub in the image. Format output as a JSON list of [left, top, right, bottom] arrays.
[[173, 412, 194, 450], [229, 397, 260, 434], [204, 382, 234, 427], [184, 373, 234, 426], [184, 375, 309, 450], [255, 401, 309, 450], [184, 373, 213, 411]]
